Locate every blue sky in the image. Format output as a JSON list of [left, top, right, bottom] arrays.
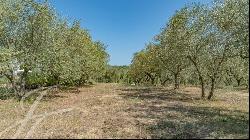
[[50, 0, 211, 66]]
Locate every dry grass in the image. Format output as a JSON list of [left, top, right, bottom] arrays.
[[0, 83, 249, 139]]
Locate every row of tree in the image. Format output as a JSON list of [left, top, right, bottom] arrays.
[[128, 0, 249, 99], [100, 65, 129, 83], [0, 0, 109, 98]]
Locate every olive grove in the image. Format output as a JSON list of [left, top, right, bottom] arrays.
[[0, 0, 248, 100], [128, 0, 249, 99], [0, 0, 109, 99]]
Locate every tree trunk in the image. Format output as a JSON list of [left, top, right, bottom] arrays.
[[208, 78, 215, 100], [17, 69, 28, 99], [4, 73, 18, 93], [54, 74, 60, 85], [146, 73, 155, 86], [11, 80, 18, 93], [136, 78, 142, 85], [187, 56, 205, 98], [200, 76, 205, 99], [174, 73, 179, 89], [151, 77, 155, 85], [224, 77, 231, 86], [236, 78, 242, 87], [161, 78, 169, 86]]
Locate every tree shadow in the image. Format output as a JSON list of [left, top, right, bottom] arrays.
[[59, 85, 93, 94], [117, 86, 201, 103], [117, 86, 249, 139], [145, 105, 249, 139], [21, 87, 68, 103], [42, 94, 67, 101]]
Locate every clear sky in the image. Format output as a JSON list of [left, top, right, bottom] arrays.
[[50, 0, 211, 66]]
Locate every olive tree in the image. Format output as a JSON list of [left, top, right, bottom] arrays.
[[0, 0, 109, 99], [156, 8, 190, 89]]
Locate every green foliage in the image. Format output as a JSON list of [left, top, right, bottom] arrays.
[[102, 65, 129, 84], [128, 44, 162, 85], [129, 0, 249, 99], [223, 56, 249, 87], [0, 0, 109, 97], [0, 0, 248, 101]]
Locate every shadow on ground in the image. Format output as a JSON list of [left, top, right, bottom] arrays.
[[0, 86, 67, 101], [118, 87, 201, 103], [117, 86, 249, 139]]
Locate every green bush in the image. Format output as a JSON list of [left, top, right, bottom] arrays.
[[25, 73, 47, 89]]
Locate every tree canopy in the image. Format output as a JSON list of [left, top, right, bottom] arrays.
[[128, 0, 249, 99], [0, 0, 109, 98]]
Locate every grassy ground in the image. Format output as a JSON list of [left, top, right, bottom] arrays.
[[0, 83, 248, 139]]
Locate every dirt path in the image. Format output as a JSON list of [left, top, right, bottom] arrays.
[[0, 83, 249, 139]]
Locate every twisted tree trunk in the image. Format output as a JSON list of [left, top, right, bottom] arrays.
[[174, 73, 180, 89], [207, 77, 215, 100], [187, 56, 205, 98], [200, 76, 205, 99]]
